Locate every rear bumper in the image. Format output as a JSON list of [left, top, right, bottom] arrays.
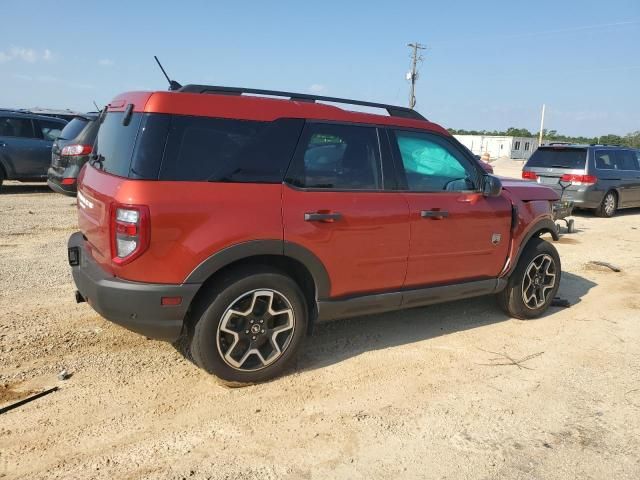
[[68, 232, 201, 341], [546, 185, 603, 209], [47, 166, 78, 195]]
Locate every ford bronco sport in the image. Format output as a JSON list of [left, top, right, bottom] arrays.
[[68, 85, 562, 384]]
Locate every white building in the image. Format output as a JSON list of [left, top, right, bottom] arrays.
[[454, 135, 540, 160]]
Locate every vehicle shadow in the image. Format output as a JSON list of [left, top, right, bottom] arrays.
[[296, 270, 596, 373], [572, 208, 640, 218], [0, 183, 52, 195]]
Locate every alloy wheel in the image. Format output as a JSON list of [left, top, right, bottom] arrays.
[[216, 289, 295, 371], [604, 193, 616, 216], [521, 254, 557, 309]]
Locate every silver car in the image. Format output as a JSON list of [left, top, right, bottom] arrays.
[[522, 144, 640, 217]]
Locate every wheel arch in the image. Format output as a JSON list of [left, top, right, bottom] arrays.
[[184, 240, 330, 333], [506, 218, 559, 277]]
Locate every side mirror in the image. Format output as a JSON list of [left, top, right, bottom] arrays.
[[482, 175, 502, 197]]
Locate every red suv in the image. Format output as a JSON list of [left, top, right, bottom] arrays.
[[68, 85, 561, 384]]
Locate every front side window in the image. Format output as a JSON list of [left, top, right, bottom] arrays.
[[0, 116, 35, 138], [391, 130, 477, 192], [38, 120, 65, 141], [288, 123, 382, 190]]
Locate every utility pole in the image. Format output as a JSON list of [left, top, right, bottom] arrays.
[[538, 104, 546, 146], [407, 42, 426, 109]]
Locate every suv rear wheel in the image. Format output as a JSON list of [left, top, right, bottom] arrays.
[[188, 266, 307, 385], [595, 191, 617, 218], [497, 237, 561, 319]]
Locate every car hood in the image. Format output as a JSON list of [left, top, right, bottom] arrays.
[[498, 177, 560, 202]]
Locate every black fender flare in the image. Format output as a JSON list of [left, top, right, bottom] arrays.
[[184, 240, 331, 299], [505, 217, 559, 276]]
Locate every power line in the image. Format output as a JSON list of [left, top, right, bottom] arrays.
[[407, 42, 426, 109]]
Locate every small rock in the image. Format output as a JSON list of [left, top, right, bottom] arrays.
[[58, 369, 71, 381]]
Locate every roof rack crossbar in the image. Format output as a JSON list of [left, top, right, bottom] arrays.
[[178, 84, 427, 121]]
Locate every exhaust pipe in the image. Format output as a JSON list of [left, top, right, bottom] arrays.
[[75, 290, 86, 304]]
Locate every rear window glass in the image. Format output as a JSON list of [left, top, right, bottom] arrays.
[[526, 148, 587, 169], [59, 118, 89, 140]]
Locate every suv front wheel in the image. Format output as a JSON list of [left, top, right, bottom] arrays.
[[188, 266, 308, 385], [497, 237, 561, 319]]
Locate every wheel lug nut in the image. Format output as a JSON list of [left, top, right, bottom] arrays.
[[252, 336, 256, 340], [261, 329, 265, 334], [259, 319, 263, 324], [250, 320, 254, 324], [245, 330, 249, 334]]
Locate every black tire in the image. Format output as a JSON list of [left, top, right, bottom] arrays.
[[188, 266, 308, 386], [0, 167, 4, 192], [497, 237, 561, 319], [595, 191, 617, 218]]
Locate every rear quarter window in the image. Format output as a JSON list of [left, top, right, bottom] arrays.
[[159, 116, 303, 182], [526, 148, 587, 169], [92, 112, 144, 177]]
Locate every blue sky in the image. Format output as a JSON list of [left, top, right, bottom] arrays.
[[1, 0, 638, 136]]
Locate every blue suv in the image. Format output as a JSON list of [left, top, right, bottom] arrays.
[[0, 110, 67, 191]]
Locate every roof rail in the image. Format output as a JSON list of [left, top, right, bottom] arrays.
[[178, 84, 428, 121]]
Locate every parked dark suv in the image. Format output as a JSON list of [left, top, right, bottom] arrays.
[[522, 144, 640, 217], [0, 110, 67, 190], [48, 113, 99, 195], [68, 85, 562, 384]]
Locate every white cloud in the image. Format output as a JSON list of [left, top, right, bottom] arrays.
[[98, 58, 114, 67], [309, 83, 327, 94], [0, 46, 56, 63]]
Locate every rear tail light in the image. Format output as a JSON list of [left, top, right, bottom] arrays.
[[110, 204, 150, 265], [560, 173, 597, 185], [61, 178, 76, 185], [61, 144, 93, 156], [522, 171, 538, 181]]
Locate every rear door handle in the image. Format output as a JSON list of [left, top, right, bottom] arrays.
[[421, 210, 449, 219], [304, 212, 342, 222]]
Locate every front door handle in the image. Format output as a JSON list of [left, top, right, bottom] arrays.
[[421, 210, 449, 219], [304, 212, 343, 223], [0, 142, 7, 147]]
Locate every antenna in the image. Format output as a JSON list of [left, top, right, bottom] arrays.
[[92, 100, 100, 111], [154, 56, 182, 91]]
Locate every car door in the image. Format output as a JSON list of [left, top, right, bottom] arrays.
[[0, 115, 44, 178], [387, 129, 512, 288], [614, 149, 640, 206], [282, 122, 410, 299], [32, 118, 64, 177]]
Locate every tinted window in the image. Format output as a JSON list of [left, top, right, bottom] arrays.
[[288, 123, 382, 190], [615, 150, 639, 170], [160, 117, 303, 182], [0, 116, 35, 138], [526, 148, 587, 169], [59, 117, 89, 140], [38, 119, 65, 141], [92, 112, 144, 177], [392, 130, 476, 191], [594, 151, 615, 170]]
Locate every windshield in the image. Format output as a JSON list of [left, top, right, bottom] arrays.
[[527, 148, 587, 169], [59, 117, 89, 140]]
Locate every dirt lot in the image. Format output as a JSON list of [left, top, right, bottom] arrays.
[[1, 161, 639, 479]]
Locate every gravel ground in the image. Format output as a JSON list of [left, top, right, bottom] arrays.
[[1, 167, 639, 479]]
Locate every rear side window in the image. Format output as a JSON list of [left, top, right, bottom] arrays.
[[160, 117, 303, 182], [59, 118, 89, 140], [0, 116, 35, 138], [287, 123, 382, 190], [38, 119, 65, 141], [594, 151, 615, 170], [526, 148, 587, 169]]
